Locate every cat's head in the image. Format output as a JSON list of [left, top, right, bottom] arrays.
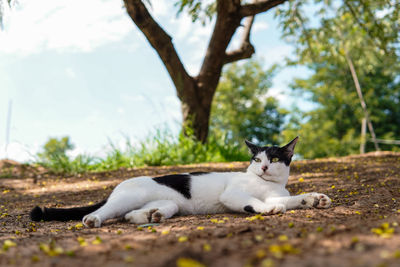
[[245, 137, 299, 184]]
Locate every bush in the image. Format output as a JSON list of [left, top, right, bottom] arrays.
[[35, 130, 250, 174]]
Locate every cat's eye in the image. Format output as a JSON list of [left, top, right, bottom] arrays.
[[254, 158, 261, 163], [271, 158, 279, 163]]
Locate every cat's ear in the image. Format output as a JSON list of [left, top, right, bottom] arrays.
[[245, 140, 260, 155], [281, 136, 299, 158]]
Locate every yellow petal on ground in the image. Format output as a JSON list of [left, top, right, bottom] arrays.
[[77, 237, 88, 247], [278, 235, 288, 241], [124, 255, 134, 263], [74, 223, 84, 230], [203, 243, 211, 252], [92, 236, 103, 245], [176, 257, 206, 267], [178, 236, 188, 242], [3, 240, 17, 251], [161, 230, 170, 235]]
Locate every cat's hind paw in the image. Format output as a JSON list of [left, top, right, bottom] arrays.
[[82, 214, 102, 228], [149, 209, 165, 223], [302, 193, 331, 209], [125, 208, 165, 224], [262, 204, 286, 215]]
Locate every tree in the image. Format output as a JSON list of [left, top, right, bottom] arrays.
[[123, 0, 288, 142], [37, 136, 74, 162], [277, 0, 400, 158], [210, 59, 286, 145]]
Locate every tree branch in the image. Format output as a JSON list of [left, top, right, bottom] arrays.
[[224, 16, 255, 64], [123, 0, 193, 99], [240, 0, 288, 17], [344, 0, 388, 55], [197, 0, 242, 95]]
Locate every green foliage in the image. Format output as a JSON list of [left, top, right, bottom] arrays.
[[38, 137, 74, 161], [98, 128, 249, 171], [277, 0, 400, 158], [36, 137, 95, 174], [174, 0, 216, 25], [35, 131, 250, 174], [210, 59, 286, 146]]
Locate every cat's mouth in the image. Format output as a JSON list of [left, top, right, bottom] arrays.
[[259, 173, 276, 182], [261, 170, 272, 177]]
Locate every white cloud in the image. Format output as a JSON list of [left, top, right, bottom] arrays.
[[121, 94, 146, 103], [0, 142, 39, 162], [266, 86, 290, 103], [169, 14, 192, 41], [146, 0, 169, 17], [253, 21, 269, 32], [0, 0, 134, 55], [259, 44, 294, 66], [186, 22, 212, 45], [66, 145, 85, 159], [65, 67, 76, 79], [163, 95, 181, 120]]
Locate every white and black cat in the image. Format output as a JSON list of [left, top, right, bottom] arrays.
[[30, 137, 331, 227]]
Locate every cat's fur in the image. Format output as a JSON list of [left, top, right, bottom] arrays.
[[30, 137, 331, 227]]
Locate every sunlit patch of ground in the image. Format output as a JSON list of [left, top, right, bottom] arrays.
[[0, 153, 400, 267]]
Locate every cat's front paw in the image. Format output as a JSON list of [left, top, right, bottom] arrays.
[[83, 214, 102, 228], [302, 193, 331, 209]]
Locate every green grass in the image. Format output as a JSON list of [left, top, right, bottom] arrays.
[[35, 130, 249, 175]]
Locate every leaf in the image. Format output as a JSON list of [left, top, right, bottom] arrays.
[[91, 236, 102, 245], [161, 230, 170, 235], [2, 240, 17, 251], [39, 241, 64, 257], [203, 243, 211, 252], [124, 255, 134, 263], [176, 257, 206, 267], [178, 236, 188, 242], [77, 237, 88, 247]]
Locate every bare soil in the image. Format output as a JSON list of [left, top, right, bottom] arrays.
[[1, 152, 400, 267]]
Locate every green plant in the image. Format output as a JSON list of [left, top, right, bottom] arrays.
[[35, 129, 250, 174]]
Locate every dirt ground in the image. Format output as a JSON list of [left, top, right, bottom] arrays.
[[1, 152, 400, 267]]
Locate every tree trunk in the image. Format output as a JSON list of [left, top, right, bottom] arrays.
[[123, 0, 288, 142], [180, 81, 216, 143]]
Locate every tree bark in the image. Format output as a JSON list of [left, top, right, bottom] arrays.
[[123, 0, 287, 142]]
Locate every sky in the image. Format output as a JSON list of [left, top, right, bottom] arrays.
[[0, 0, 312, 162]]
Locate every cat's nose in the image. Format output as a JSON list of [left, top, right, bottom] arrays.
[[262, 165, 268, 172]]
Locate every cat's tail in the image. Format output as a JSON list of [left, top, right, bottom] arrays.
[[30, 200, 107, 222]]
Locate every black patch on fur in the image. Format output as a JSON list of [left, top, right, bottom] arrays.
[[248, 146, 293, 166], [153, 174, 191, 199], [30, 200, 106, 222], [245, 138, 298, 166], [301, 199, 307, 205], [189, 172, 209, 176], [244, 205, 256, 213]]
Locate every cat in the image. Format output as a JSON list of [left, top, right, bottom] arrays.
[[30, 136, 331, 227]]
